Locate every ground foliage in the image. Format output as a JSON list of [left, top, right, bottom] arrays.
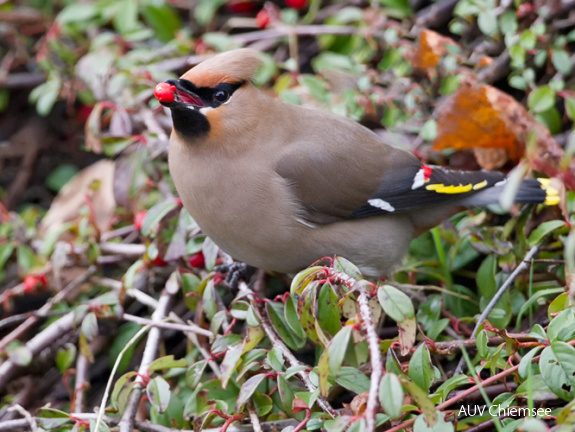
[[0, 0, 575, 431]]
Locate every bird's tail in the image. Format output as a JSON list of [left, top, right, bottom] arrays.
[[458, 178, 560, 207], [514, 178, 560, 206]]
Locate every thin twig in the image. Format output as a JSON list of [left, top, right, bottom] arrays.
[[357, 286, 382, 432], [71, 352, 89, 413], [0, 310, 88, 390], [122, 313, 213, 338], [248, 406, 263, 432], [238, 277, 337, 418], [93, 325, 151, 432], [6, 405, 36, 432], [454, 246, 539, 374], [118, 279, 176, 432]]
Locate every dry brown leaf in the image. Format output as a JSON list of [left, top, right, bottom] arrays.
[[477, 56, 493, 69], [408, 29, 459, 70], [434, 78, 575, 188], [349, 392, 370, 416], [473, 147, 509, 171], [433, 79, 525, 164], [40, 159, 116, 236]]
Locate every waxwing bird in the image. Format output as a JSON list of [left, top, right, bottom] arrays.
[[155, 49, 559, 278]]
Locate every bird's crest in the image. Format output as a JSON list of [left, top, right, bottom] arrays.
[[180, 49, 263, 88]]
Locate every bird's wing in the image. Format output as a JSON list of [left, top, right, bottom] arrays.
[[275, 142, 508, 223]]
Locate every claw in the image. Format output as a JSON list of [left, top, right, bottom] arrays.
[[215, 262, 254, 289]]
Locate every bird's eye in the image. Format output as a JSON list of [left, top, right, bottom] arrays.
[[214, 90, 229, 103]]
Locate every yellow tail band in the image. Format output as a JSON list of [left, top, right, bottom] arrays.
[[538, 178, 560, 206]]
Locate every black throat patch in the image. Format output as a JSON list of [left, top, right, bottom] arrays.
[[171, 107, 210, 139]]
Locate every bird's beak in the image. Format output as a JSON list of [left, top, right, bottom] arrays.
[[154, 79, 207, 109]]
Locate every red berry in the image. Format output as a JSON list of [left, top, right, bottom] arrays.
[[285, 0, 306, 9], [227, 0, 256, 13], [516, 3, 534, 17], [256, 9, 271, 29], [154, 82, 176, 103], [151, 256, 168, 267], [134, 211, 147, 230], [23, 274, 47, 294], [188, 252, 205, 268]]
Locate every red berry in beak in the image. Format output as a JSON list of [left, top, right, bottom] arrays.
[[154, 82, 176, 103]]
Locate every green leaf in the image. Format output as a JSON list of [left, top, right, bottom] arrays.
[[146, 376, 171, 413], [528, 220, 565, 247], [267, 301, 306, 350], [378, 285, 415, 322], [299, 75, 330, 103], [277, 374, 295, 416], [421, 120, 437, 141], [142, 5, 182, 42], [540, 342, 575, 400], [56, 344, 77, 373], [318, 283, 342, 336], [408, 344, 433, 391], [36, 408, 71, 428], [220, 343, 244, 389], [46, 164, 78, 192], [16, 244, 35, 273], [268, 346, 285, 372], [401, 378, 437, 425], [185, 360, 207, 389], [565, 97, 575, 120], [548, 293, 570, 318], [535, 107, 562, 134], [547, 309, 575, 342], [552, 50, 573, 75], [413, 411, 454, 432], [141, 200, 178, 236], [328, 326, 352, 377], [202, 279, 217, 320], [379, 373, 403, 418], [148, 355, 187, 372], [477, 255, 496, 298], [377, 0, 412, 18], [528, 86, 556, 113], [194, 0, 227, 26], [284, 296, 306, 339], [57, 3, 98, 23], [475, 329, 489, 358], [518, 346, 542, 379], [113, 0, 138, 34], [6, 342, 32, 366], [29, 79, 62, 116], [297, 282, 322, 345], [253, 391, 273, 417], [335, 367, 371, 394], [0, 243, 14, 271], [333, 256, 363, 280], [478, 10, 498, 36], [81, 312, 98, 342], [236, 373, 266, 412]]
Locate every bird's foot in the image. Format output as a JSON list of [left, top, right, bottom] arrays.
[[215, 262, 254, 290]]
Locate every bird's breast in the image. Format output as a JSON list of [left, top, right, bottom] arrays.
[[168, 137, 302, 267]]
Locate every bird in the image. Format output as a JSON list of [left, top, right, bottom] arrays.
[[154, 48, 559, 278]]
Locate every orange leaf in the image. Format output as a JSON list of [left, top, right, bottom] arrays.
[[433, 78, 530, 161], [433, 78, 575, 189], [409, 29, 459, 70]]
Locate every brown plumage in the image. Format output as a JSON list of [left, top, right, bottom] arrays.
[[156, 49, 558, 277]]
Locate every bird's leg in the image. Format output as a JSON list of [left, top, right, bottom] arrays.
[[215, 262, 255, 290]]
